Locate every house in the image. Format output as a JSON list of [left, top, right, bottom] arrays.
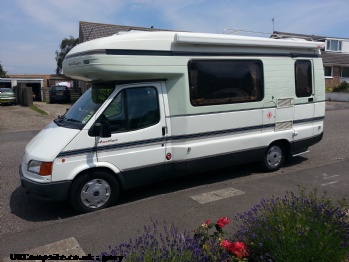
[[2, 74, 75, 102], [79, 21, 169, 43], [271, 31, 349, 89]]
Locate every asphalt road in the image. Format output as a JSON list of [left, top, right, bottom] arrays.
[[0, 102, 349, 259]]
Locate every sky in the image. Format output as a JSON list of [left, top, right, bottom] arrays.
[[1, 0, 349, 75]]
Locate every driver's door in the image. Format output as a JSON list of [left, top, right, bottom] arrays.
[[96, 83, 168, 188]]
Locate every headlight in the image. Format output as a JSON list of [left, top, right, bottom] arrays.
[[28, 160, 53, 176]]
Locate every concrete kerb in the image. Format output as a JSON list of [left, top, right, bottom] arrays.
[[2, 237, 86, 262]]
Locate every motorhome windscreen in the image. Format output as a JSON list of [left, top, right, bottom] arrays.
[[189, 60, 264, 106], [55, 84, 115, 128]]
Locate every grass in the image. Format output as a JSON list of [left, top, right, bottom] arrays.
[[29, 105, 48, 115]]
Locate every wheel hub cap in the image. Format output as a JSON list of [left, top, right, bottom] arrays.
[[267, 146, 282, 167], [80, 179, 111, 208]]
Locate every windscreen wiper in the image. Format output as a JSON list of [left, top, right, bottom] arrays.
[[64, 118, 81, 123]]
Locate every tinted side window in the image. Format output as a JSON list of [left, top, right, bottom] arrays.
[[102, 86, 160, 133], [189, 60, 264, 106], [295, 60, 312, 97]]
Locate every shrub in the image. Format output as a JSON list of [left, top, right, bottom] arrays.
[[98, 219, 210, 261], [97, 189, 349, 261], [234, 188, 349, 262], [325, 86, 332, 92], [194, 217, 248, 261], [333, 81, 349, 92]]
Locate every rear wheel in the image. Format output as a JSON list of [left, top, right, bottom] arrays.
[[261, 143, 285, 172], [69, 170, 119, 213]]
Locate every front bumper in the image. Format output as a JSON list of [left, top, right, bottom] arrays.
[[19, 165, 72, 202], [0, 98, 16, 104]]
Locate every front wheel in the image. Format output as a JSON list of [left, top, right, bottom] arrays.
[[261, 143, 285, 172], [69, 171, 120, 213]]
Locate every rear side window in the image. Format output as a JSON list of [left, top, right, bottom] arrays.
[[189, 60, 264, 106], [295, 60, 312, 97]]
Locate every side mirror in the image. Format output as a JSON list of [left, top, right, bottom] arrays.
[[99, 121, 112, 138], [88, 121, 111, 138]]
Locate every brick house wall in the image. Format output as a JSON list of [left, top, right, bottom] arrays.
[[325, 66, 341, 89]]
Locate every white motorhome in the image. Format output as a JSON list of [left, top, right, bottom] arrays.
[[20, 31, 325, 213]]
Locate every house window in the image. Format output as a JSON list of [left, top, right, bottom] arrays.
[[326, 39, 342, 52], [295, 60, 312, 97], [324, 66, 333, 77], [188, 60, 264, 106], [342, 67, 349, 78]]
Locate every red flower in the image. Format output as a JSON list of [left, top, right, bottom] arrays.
[[230, 241, 249, 258], [221, 240, 249, 258], [205, 220, 211, 226], [220, 240, 232, 249], [217, 217, 230, 228]]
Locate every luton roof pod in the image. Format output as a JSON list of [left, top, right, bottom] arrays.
[[62, 31, 325, 82]]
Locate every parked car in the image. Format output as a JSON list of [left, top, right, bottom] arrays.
[[0, 87, 16, 105], [49, 85, 70, 103]]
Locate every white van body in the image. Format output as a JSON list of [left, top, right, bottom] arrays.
[[20, 31, 325, 213]]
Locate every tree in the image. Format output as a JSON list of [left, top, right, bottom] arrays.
[[0, 62, 8, 77], [55, 36, 79, 75]]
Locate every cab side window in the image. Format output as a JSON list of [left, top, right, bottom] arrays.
[[295, 60, 312, 97], [102, 86, 160, 133]]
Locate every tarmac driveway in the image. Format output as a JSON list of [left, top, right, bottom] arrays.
[[0, 102, 70, 133]]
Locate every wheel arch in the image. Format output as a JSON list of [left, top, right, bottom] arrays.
[[261, 138, 291, 172], [69, 167, 122, 213], [71, 165, 126, 191], [269, 139, 291, 161]]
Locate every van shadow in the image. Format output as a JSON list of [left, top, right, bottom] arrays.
[[118, 155, 309, 204], [10, 163, 255, 222], [10, 157, 307, 222], [284, 155, 308, 167], [9, 188, 76, 221], [118, 163, 257, 205]]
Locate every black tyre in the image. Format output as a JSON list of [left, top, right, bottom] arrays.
[[69, 170, 120, 213], [261, 143, 285, 172]]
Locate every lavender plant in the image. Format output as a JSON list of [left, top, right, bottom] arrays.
[[99, 219, 210, 262], [234, 188, 349, 262]]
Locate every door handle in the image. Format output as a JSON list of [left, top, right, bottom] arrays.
[[308, 98, 313, 102], [162, 126, 167, 136]]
